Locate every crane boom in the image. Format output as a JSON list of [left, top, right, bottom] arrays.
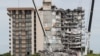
[[84, 0, 95, 55], [88, 0, 95, 32]]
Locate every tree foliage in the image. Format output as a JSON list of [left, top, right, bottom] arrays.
[[0, 52, 11, 56]]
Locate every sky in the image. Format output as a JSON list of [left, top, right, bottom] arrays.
[[0, 0, 100, 54]]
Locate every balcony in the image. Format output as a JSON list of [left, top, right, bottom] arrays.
[[70, 42, 83, 45], [9, 26, 11, 29], [15, 45, 20, 48], [7, 12, 11, 16], [70, 42, 84, 45], [56, 15, 61, 19], [9, 42, 11, 45], [56, 18, 61, 21], [26, 15, 31, 19], [22, 45, 27, 48], [12, 15, 16, 18], [62, 25, 78, 28], [62, 42, 69, 44], [53, 32, 61, 36], [64, 22, 78, 25], [66, 13, 72, 16], [9, 38, 11, 41], [21, 49, 26, 52], [9, 34, 11, 37], [9, 31, 11, 33], [9, 18, 11, 21], [64, 34, 82, 37], [21, 41, 27, 44], [53, 24, 61, 28], [9, 22, 11, 25], [70, 46, 82, 48], [15, 50, 19, 52], [9, 46, 11, 49], [15, 41, 19, 44]]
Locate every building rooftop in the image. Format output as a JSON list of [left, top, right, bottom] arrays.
[[7, 7, 34, 11]]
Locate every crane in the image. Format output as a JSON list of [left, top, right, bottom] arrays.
[[84, 0, 95, 55]]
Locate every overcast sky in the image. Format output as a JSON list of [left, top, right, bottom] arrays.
[[0, 0, 100, 54]]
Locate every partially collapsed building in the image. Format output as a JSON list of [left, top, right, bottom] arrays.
[[41, 0, 85, 56], [7, 0, 85, 56]]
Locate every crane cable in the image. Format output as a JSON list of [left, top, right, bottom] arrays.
[[32, 0, 46, 37], [32, 0, 56, 54]]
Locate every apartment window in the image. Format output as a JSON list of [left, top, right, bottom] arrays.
[[25, 18, 31, 22], [26, 15, 31, 18], [18, 32, 22, 34], [26, 23, 31, 26], [13, 19, 16, 22], [16, 15, 18, 19], [25, 10, 31, 14], [9, 26, 11, 29], [12, 10, 16, 14], [9, 35, 11, 37], [18, 10, 22, 14], [19, 23, 22, 26], [9, 31, 11, 33], [9, 18, 11, 21], [12, 15, 16, 18], [9, 22, 11, 25], [26, 31, 31, 35], [19, 15, 22, 18]]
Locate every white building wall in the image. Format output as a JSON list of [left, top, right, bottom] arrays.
[[31, 10, 35, 54], [36, 11, 44, 52]]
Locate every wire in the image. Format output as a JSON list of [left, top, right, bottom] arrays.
[[32, 0, 46, 37]]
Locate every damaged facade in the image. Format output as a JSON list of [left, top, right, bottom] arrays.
[[7, 0, 85, 56]]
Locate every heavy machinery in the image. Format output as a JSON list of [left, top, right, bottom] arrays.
[[84, 0, 95, 55]]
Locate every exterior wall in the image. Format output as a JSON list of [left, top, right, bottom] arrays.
[[7, 4, 85, 56], [60, 7, 85, 55], [9, 11, 13, 55], [8, 8, 35, 56], [43, 0, 52, 51], [36, 11, 44, 52], [8, 8, 44, 56], [43, 0, 52, 10], [31, 10, 35, 54], [43, 11, 53, 51], [51, 11, 63, 51]]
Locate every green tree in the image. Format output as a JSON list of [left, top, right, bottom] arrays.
[[0, 52, 11, 56]]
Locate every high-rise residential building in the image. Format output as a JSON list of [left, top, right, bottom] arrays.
[[7, 0, 85, 56], [41, 0, 85, 56], [7, 8, 44, 56], [60, 8, 85, 56]]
